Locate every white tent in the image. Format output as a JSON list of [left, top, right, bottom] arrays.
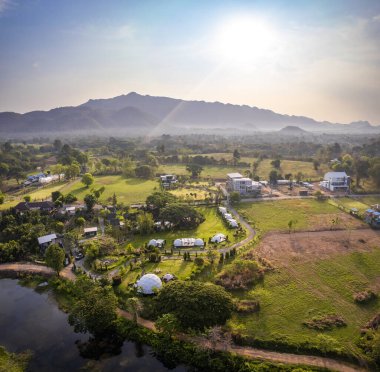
[[136, 274, 162, 294], [194, 238, 204, 246], [218, 207, 227, 214], [162, 273, 174, 282], [228, 219, 238, 228], [223, 213, 233, 219], [211, 233, 226, 243], [148, 239, 158, 247], [174, 238, 195, 247]]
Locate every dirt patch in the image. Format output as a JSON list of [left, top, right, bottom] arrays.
[[307, 212, 366, 231], [254, 229, 380, 266]]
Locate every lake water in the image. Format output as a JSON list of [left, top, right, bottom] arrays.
[[0, 279, 186, 371]]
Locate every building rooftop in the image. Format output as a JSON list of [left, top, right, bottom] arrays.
[[227, 172, 243, 179]]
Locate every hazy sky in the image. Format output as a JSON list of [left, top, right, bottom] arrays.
[[1, 0, 380, 124]]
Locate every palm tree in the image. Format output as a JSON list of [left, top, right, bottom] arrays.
[[126, 297, 142, 323]]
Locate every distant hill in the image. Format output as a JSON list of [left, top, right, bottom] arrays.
[[0, 92, 379, 136], [278, 126, 308, 134]]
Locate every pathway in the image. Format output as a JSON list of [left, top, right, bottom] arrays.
[[0, 262, 367, 372]]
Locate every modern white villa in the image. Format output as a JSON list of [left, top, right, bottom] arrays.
[[226, 173, 261, 195], [320, 171, 350, 192]]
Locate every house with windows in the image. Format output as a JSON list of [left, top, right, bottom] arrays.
[[160, 174, 177, 189], [226, 173, 261, 195], [320, 172, 350, 192]]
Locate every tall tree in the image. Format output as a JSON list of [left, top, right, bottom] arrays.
[[186, 164, 203, 178], [45, 243, 65, 276]]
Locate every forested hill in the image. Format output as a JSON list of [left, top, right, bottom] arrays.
[[0, 92, 378, 135]]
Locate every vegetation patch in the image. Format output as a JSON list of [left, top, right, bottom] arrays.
[[363, 313, 380, 331], [354, 290, 377, 304], [235, 300, 260, 313], [303, 314, 347, 331], [0, 346, 32, 372], [215, 259, 264, 290]]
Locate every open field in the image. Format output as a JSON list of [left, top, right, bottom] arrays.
[[61, 176, 159, 204], [230, 232, 380, 356], [120, 259, 196, 287], [125, 207, 240, 249], [236, 199, 365, 235]]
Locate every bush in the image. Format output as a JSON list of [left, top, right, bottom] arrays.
[[215, 259, 264, 290], [354, 290, 377, 304], [303, 314, 347, 331], [194, 257, 204, 266], [235, 300, 260, 313]]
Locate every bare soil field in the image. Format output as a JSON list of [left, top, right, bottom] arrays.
[[254, 229, 380, 266], [307, 212, 366, 231]]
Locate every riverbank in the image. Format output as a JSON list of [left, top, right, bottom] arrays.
[[0, 346, 31, 372]]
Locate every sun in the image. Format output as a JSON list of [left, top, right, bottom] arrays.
[[215, 16, 277, 62]]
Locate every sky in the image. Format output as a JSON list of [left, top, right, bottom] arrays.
[[0, 0, 380, 124]]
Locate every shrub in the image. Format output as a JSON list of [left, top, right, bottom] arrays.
[[215, 259, 264, 290], [235, 300, 260, 313], [194, 257, 204, 266], [303, 314, 347, 331], [354, 290, 377, 304]]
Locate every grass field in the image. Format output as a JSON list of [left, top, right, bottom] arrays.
[[229, 247, 380, 355], [236, 199, 341, 234], [125, 207, 239, 249], [120, 259, 196, 287], [184, 153, 329, 181], [61, 176, 159, 204]]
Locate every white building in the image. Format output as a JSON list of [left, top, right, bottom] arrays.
[[226, 173, 261, 195], [321, 172, 350, 192], [160, 174, 177, 189], [173, 238, 204, 247]]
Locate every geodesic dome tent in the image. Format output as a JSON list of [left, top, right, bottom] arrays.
[[211, 233, 226, 243], [148, 239, 158, 247], [223, 213, 233, 219], [218, 206, 227, 214], [135, 274, 162, 294], [228, 219, 238, 228]]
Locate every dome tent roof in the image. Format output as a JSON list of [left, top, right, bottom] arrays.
[[211, 233, 226, 243], [162, 273, 174, 282], [136, 274, 162, 294]]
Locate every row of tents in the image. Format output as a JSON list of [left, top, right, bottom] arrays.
[[218, 206, 238, 228]]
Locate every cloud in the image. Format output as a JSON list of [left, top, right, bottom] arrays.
[[0, 0, 15, 14]]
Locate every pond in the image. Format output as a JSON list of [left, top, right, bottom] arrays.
[[0, 279, 186, 371]]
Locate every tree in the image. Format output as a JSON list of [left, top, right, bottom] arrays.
[[75, 217, 86, 228], [64, 193, 77, 203], [186, 164, 203, 179], [229, 191, 241, 204], [68, 280, 118, 337], [45, 243, 65, 276], [207, 249, 219, 264], [112, 193, 117, 206], [156, 313, 179, 339], [271, 159, 281, 169], [287, 219, 297, 234], [159, 204, 205, 229], [81, 173, 94, 188], [23, 195, 31, 202], [233, 149, 241, 166], [369, 160, 380, 187], [269, 170, 280, 185], [65, 163, 80, 180], [135, 165, 154, 179], [146, 191, 177, 212], [354, 156, 370, 187], [84, 194, 97, 212], [313, 160, 320, 171], [136, 212, 154, 235], [155, 280, 234, 330], [125, 297, 142, 323], [52, 191, 63, 202]]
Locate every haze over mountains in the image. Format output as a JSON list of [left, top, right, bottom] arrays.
[[0, 92, 378, 137]]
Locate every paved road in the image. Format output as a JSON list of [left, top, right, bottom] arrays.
[[0, 262, 366, 372]]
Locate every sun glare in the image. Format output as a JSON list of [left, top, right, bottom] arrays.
[[215, 16, 277, 62]]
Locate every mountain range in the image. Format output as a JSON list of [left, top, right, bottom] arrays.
[[0, 92, 378, 136]]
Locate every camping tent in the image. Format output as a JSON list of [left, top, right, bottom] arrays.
[[218, 207, 227, 214], [211, 233, 226, 243], [194, 238, 204, 247], [223, 213, 233, 219], [162, 273, 174, 282], [136, 274, 162, 294], [228, 219, 238, 228]]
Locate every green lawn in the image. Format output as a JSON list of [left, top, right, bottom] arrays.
[[120, 259, 196, 287], [61, 176, 159, 204], [229, 248, 380, 356], [236, 199, 339, 234], [125, 207, 239, 249]]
